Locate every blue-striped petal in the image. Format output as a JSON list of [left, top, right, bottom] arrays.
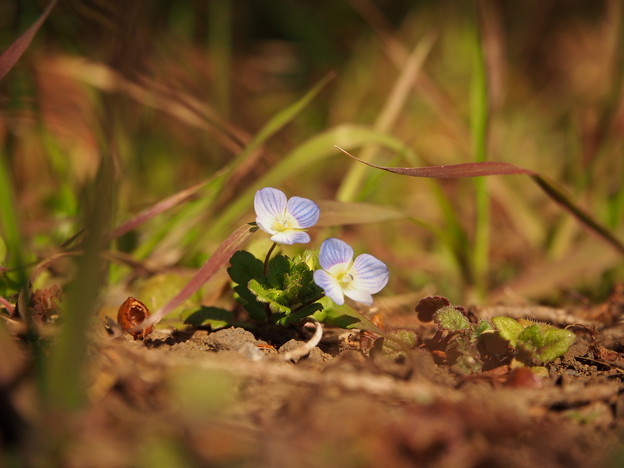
[[351, 254, 389, 294], [254, 187, 287, 230], [318, 238, 353, 271], [313, 270, 345, 305], [271, 230, 310, 245], [287, 196, 320, 229]]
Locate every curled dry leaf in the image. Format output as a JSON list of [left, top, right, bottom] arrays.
[[117, 297, 153, 340]]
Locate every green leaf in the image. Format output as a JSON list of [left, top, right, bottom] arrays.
[[475, 319, 493, 336], [434, 306, 470, 331], [383, 329, 419, 352], [374, 329, 418, 361], [227, 250, 266, 321], [312, 297, 384, 334], [266, 255, 290, 289], [492, 316, 524, 347], [273, 302, 323, 326], [293, 249, 320, 271], [180, 306, 234, 330], [517, 324, 575, 363], [247, 279, 291, 314]]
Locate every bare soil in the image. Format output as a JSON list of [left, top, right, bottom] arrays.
[[4, 288, 624, 468]]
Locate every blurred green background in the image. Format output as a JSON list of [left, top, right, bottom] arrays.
[[1, 0, 623, 309]]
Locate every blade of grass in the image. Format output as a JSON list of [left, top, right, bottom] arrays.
[[336, 34, 434, 202], [532, 174, 624, 255], [0, 150, 27, 288], [140, 223, 257, 328], [45, 147, 115, 410], [316, 200, 405, 227], [471, 2, 491, 298], [0, 0, 58, 80], [338, 148, 624, 255], [131, 171, 229, 261], [107, 177, 214, 241], [205, 125, 415, 240], [132, 74, 334, 261]]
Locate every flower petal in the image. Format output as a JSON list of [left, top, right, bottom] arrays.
[[318, 238, 353, 271], [313, 270, 345, 305], [351, 254, 389, 294], [286, 196, 320, 229], [254, 188, 287, 230], [343, 287, 373, 306], [271, 231, 310, 245]]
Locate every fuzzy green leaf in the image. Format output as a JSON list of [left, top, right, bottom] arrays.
[[475, 319, 493, 336], [517, 324, 575, 363], [434, 306, 470, 331], [492, 316, 525, 347], [312, 297, 384, 334], [247, 279, 291, 314], [383, 329, 418, 352]]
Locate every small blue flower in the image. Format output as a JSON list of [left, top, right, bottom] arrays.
[[254, 187, 320, 245], [313, 238, 389, 306]]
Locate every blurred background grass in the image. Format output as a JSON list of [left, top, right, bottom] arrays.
[[1, 0, 624, 465], [2, 0, 621, 306]]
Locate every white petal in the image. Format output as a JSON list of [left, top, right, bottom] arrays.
[[313, 270, 344, 305], [256, 217, 276, 235], [318, 238, 353, 271], [254, 188, 287, 228], [286, 197, 320, 228], [343, 288, 373, 306], [271, 231, 310, 245], [350, 254, 389, 294]]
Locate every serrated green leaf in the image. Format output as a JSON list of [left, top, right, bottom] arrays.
[[227, 250, 266, 321], [248, 279, 291, 314], [312, 297, 384, 334], [492, 316, 524, 347], [434, 306, 470, 331]]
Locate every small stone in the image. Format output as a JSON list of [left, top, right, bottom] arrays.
[[204, 327, 258, 351]]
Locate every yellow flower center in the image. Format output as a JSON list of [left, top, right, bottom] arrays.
[[337, 272, 354, 288], [271, 214, 294, 233]]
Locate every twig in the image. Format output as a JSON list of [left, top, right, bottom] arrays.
[[279, 320, 323, 362]]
